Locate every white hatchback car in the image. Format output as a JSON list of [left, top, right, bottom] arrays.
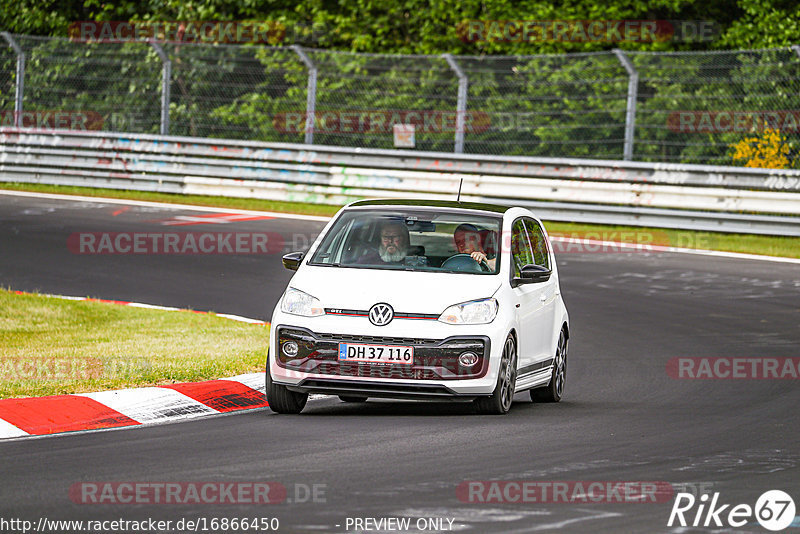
[[266, 199, 569, 414]]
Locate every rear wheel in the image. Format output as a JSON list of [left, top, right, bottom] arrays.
[[475, 335, 517, 415], [531, 329, 567, 403], [339, 395, 368, 403], [265, 355, 308, 414]]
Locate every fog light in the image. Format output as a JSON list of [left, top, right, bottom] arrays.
[[458, 351, 479, 367], [282, 341, 299, 357]]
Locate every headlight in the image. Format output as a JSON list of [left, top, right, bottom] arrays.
[[281, 287, 325, 317], [438, 298, 498, 325]]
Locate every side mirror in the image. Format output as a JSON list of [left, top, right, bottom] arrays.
[[282, 251, 305, 271], [518, 264, 551, 284]]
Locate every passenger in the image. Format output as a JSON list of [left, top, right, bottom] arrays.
[[454, 223, 496, 271]]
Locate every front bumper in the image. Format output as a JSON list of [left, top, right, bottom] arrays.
[[276, 326, 490, 380], [269, 318, 504, 397], [286, 379, 480, 400]]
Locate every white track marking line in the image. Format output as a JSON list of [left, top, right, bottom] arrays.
[[15, 291, 267, 324], [549, 236, 800, 265], [78, 388, 217, 424], [0, 189, 330, 221], [162, 215, 236, 225], [37, 294, 86, 301], [216, 313, 267, 324], [227, 373, 267, 395], [125, 302, 182, 311], [0, 418, 29, 438]]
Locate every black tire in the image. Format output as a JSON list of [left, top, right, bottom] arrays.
[[339, 395, 368, 403], [265, 356, 308, 414], [475, 335, 517, 415], [531, 329, 567, 403]]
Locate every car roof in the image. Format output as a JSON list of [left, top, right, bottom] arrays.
[[346, 199, 512, 215]]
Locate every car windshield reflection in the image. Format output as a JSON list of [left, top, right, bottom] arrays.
[[308, 210, 502, 274]]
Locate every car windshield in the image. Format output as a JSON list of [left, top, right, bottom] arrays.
[[308, 209, 502, 274]]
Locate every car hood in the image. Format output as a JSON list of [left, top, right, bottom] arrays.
[[288, 266, 501, 314]]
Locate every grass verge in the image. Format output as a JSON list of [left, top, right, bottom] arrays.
[[0, 289, 268, 399], [2, 182, 798, 259]]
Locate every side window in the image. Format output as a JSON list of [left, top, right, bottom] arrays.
[[524, 218, 550, 269], [510, 219, 535, 278]]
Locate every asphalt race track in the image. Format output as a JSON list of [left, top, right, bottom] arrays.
[[1, 191, 799, 533]]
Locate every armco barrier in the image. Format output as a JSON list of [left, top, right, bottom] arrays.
[[1, 129, 800, 235]]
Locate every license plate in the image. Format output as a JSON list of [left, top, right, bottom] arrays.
[[337, 343, 414, 364]]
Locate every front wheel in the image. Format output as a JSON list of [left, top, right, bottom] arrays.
[[475, 335, 517, 415], [265, 356, 308, 414], [531, 329, 567, 403]]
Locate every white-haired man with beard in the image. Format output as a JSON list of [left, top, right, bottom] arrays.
[[357, 220, 410, 265]]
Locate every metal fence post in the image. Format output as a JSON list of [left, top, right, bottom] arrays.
[[613, 49, 638, 161], [792, 45, 800, 58], [443, 54, 468, 153], [292, 45, 317, 145], [1, 32, 25, 127], [149, 42, 171, 135]]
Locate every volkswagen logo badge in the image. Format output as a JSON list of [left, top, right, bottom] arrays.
[[368, 303, 394, 326]]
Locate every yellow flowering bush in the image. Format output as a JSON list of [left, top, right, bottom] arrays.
[[730, 128, 791, 169]]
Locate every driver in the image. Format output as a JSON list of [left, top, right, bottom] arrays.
[[358, 220, 410, 264], [454, 223, 496, 271]]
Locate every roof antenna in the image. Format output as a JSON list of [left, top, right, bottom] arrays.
[[457, 178, 463, 203]]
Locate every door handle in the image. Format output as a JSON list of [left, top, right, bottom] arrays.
[[540, 294, 547, 302]]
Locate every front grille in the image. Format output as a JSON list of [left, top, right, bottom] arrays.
[[276, 326, 490, 380], [316, 362, 440, 380]]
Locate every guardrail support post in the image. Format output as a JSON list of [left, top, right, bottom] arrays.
[[1, 32, 25, 127], [614, 49, 638, 161], [443, 54, 468, 154], [149, 42, 171, 135], [792, 45, 800, 59], [292, 45, 318, 145]]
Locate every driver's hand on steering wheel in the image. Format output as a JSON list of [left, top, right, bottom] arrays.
[[470, 251, 488, 264]]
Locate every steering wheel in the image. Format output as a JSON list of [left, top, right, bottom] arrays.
[[441, 253, 490, 273]]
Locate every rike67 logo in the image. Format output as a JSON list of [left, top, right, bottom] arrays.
[[668, 490, 796, 531]]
